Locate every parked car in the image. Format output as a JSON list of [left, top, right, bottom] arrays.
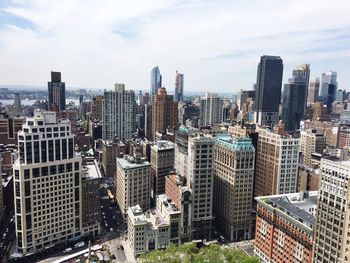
[[63, 247, 72, 253], [74, 241, 85, 249]]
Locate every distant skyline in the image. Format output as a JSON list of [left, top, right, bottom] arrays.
[[1, 0, 350, 92]]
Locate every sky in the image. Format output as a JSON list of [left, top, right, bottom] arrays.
[[0, 0, 350, 93]]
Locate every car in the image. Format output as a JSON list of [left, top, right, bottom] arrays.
[[5, 228, 9, 233], [63, 247, 72, 253], [110, 228, 113, 232], [0, 242, 3, 248], [102, 212, 105, 215], [103, 216, 106, 219], [74, 241, 85, 249], [100, 206, 103, 209], [109, 207, 112, 210]]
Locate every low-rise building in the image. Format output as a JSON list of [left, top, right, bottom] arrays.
[[254, 191, 317, 263]]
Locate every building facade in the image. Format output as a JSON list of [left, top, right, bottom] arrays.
[[115, 154, 151, 215], [102, 83, 136, 140], [254, 127, 300, 196], [307, 77, 320, 104], [254, 192, 316, 263], [300, 130, 325, 167], [13, 110, 84, 254], [254, 55, 283, 127], [213, 135, 255, 241], [48, 71, 66, 111], [174, 71, 184, 102], [199, 93, 222, 127], [313, 158, 350, 262], [150, 66, 162, 97], [150, 141, 175, 196], [151, 88, 178, 141], [101, 138, 125, 177]]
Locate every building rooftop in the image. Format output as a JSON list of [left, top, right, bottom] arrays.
[[256, 191, 317, 230], [152, 140, 175, 151], [82, 160, 102, 180], [117, 154, 150, 170], [216, 134, 254, 151]]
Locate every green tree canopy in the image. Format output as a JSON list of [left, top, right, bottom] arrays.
[[138, 243, 259, 263]]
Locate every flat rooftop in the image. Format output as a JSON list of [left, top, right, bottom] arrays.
[[82, 160, 102, 179], [256, 191, 317, 228], [117, 155, 150, 170]]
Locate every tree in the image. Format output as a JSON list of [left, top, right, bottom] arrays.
[[138, 243, 259, 263]]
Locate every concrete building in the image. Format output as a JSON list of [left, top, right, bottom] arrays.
[[115, 154, 151, 215], [213, 134, 255, 241], [13, 110, 85, 254], [127, 198, 180, 258], [102, 83, 136, 141], [254, 191, 317, 263], [101, 138, 125, 177], [254, 127, 300, 196], [150, 141, 175, 196], [255, 55, 283, 127], [151, 88, 178, 141], [297, 166, 320, 192], [90, 95, 103, 121], [199, 93, 222, 127], [307, 77, 320, 104], [187, 135, 215, 240], [48, 71, 66, 111], [303, 120, 339, 147], [81, 160, 102, 236], [300, 130, 325, 167], [0, 112, 25, 145], [313, 158, 350, 262]]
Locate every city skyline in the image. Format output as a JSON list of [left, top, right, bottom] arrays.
[[0, 1, 350, 92]]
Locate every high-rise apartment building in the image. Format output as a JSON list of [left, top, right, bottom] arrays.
[[0, 112, 25, 145], [90, 95, 103, 120], [313, 158, 350, 262], [300, 129, 325, 167], [14, 93, 21, 108], [150, 66, 162, 96], [199, 93, 222, 127], [115, 153, 151, 215], [281, 68, 307, 132], [151, 88, 178, 141], [13, 110, 84, 254], [102, 83, 136, 141], [213, 134, 255, 241], [255, 55, 283, 127], [150, 141, 175, 196], [101, 138, 125, 177], [338, 126, 350, 148], [307, 77, 320, 104], [254, 191, 317, 263], [174, 71, 184, 102], [187, 135, 215, 240], [254, 127, 300, 196], [48, 71, 66, 111]]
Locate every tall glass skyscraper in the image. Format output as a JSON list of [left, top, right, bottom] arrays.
[[150, 66, 162, 96], [254, 55, 283, 127], [281, 68, 307, 132], [319, 71, 337, 109], [174, 71, 184, 102]]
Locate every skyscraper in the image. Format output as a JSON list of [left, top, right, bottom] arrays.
[[48, 71, 65, 111], [281, 68, 307, 132], [213, 134, 255, 241], [307, 77, 320, 104], [13, 110, 88, 254], [319, 71, 337, 109], [150, 66, 162, 96], [14, 93, 21, 107], [254, 55, 283, 127], [296, 63, 310, 107], [174, 71, 184, 102], [102, 83, 136, 140], [151, 88, 178, 141], [199, 93, 222, 127]]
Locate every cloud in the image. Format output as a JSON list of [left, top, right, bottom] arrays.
[[0, 0, 350, 93]]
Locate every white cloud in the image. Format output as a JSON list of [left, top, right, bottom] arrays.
[[1, 0, 350, 92]]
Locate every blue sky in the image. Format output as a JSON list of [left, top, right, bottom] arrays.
[[0, 0, 350, 93]]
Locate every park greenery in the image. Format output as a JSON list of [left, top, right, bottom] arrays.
[[138, 242, 259, 263]]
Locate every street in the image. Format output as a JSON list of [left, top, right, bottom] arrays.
[[0, 212, 15, 259]]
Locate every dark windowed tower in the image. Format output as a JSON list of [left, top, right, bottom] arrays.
[[48, 71, 65, 111], [281, 69, 307, 132], [150, 66, 162, 97], [255, 55, 283, 127]]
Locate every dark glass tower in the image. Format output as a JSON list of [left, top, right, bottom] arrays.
[[255, 55, 283, 127], [281, 69, 307, 132], [150, 66, 162, 97], [48, 71, 66, 111]]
